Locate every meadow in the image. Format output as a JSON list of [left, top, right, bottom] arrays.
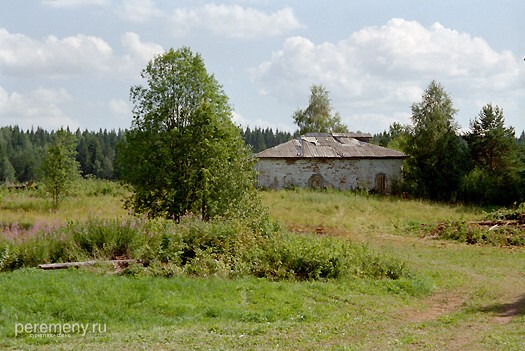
[[0, 180, 523, 350]]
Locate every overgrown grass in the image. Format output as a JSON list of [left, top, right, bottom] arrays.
[[260, 188, 483, 241], [0, 179, 129, 229], [421, 203, 525, 246], [0, 215, 412, 281], [1, 185, 524, 350]]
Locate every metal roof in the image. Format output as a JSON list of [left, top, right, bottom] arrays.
[[256, 133, 406, 159]]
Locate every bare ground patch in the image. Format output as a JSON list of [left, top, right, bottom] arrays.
[[479, 294, 525, 324], [405, 288, 469, 323]]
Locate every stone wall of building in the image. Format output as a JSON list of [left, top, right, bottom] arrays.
[[255, 158, 403, 192]]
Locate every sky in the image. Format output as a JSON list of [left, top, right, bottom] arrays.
[[0, 0, 524, 135]]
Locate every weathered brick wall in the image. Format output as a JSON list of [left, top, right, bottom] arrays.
[[255, 158, 403, 192]]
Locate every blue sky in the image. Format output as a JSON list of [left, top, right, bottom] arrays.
[[1, 0, 524, 134]]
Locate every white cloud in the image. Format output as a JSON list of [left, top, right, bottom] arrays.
[[117, 0, 165, 23], [42, 0, 109, 8], [0, 86, 78, 130], [232, 111, 294, 132], [0, 28, 114, 77], [0, 28, 166, 79], [171, 4, 303, 39], [252, 18, 524, 131], [121, 32, 164, 63], [108, 98, 131, 116], [349, 19, 518, 83], [231, 111, 248, 127]]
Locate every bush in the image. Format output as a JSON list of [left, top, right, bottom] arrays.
[[425, 203, 525, 246], [485, 202, 525, 221], [0, 216, 412, 281]]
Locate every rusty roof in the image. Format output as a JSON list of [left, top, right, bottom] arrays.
[[256, 133, 406, 159]]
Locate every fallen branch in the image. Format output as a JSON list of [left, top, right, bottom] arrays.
[[38, 259, 141, 270]]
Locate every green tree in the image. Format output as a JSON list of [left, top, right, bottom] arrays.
[[41, 129, 81, 208], [293, 84, 349, 135], [467, 104, 516, 172], [0, 133, 15, 183], [404, 80, 468, 201], [118, 47, 260, 221], [461, 104, 521, 204], [0, 152, 15, 183]]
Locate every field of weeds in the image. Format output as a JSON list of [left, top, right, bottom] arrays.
[[0, 183, 523, 350]]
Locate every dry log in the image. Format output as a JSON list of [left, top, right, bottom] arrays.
[[38, 259, 140, 270]]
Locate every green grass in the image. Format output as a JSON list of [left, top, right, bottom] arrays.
[[260, 189, 482, 241], [0, 269, 430, 350], [0, 185, 524, 350], [0, 179, 129, 228]]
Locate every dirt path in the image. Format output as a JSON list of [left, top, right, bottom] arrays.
[[486, 295, 525, 324], [285, 223, 525, 349], [405, 288, 469, 323]]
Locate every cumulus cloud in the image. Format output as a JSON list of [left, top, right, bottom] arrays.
[[108, 98, 131, 116], [117, 0, 165, 23], [349, 19, 519, 85], [171, 4, 303, 39], [0, 28, 114, 77], [121, 32, 164, 63], [0, 28, 165, 79], [252, 18, 524, 131], [0, 86, 78, 130], [42, 0, 109, 8]]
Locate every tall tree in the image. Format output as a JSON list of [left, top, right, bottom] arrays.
[[41, 129, 81, 208], [467, 104, 516, 172], [118, 47, 260, 220], [404, 80, 468, 201], [293, 84, 348, 135], [461, 104, 521, 204]]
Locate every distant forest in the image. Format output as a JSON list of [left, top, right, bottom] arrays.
[[0, 126, 293, 183], [1, 125, 523, 187]]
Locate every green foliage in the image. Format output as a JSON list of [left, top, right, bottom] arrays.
[[75, 128, 124, 179], [0, 126, 124, 183], [467, 104, 517, 172], [1, 126, 45, 182], [0, 124, 295, 182], [461, 104, 522, 205], [380, 93, 525, 205], [0, 215, 412, 281], [0, 141, 16, 183], [293, 84, 349, 135], [41, 129, 81, 208], [426, 204, 525, 246], [354, 247, 408, 280], [484, 202, 525, 221], [118, 47, 260, 221], [403, 80, 469, 201], [428, 220, 525, 246], [460, 167, 521, 205], [248, 231, 353, 280]]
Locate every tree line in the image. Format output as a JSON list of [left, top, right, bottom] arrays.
[[1, 76, 524, 208], [373, 81, 525, 206], [0, 125, 291, 185], [241, 127, 292, 153], [0, 126, 125, 183]]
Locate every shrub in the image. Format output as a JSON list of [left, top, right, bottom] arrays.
[[485, 202, 525, 221], [0, 216, 412, 281], [425, 203, 525, 246]]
